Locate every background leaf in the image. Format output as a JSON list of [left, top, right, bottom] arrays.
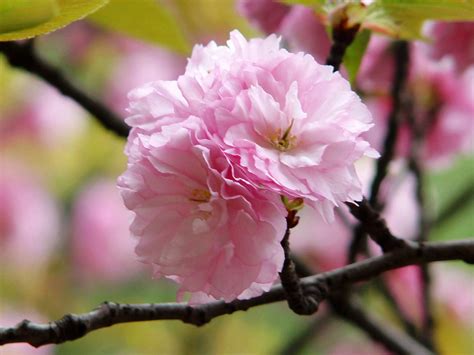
[[367, 0, 474, 39], [89, 0, 190, 54], [0, 0, 109, 42], [344, 29, 371, 84]]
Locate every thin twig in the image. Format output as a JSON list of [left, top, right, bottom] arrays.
[[279, 211, 324, 315], [368, 41, 410, 207], [406, 98, 436, 351], [346, 199, 407, 252], [1, 239, 472, 347], [330, 296, 434, 355], [0, 41, 129, 137]]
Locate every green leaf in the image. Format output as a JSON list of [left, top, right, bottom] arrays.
[[0, 0, 109, 41], [367, 0, 474, 39], [89, 0, 190, 54], [344, 29, 371, 84]]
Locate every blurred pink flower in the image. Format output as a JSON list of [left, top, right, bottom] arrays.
[[328, 340, 389, 355], [0, 161, 60, 270], [0, 81, 86, 147], [118, 117, 286, 303], [432, 265, 474, 326], [0, 308, 54, 355], [384, 264, 474, 327], [361, 41, 474, 166], [71, 179, 141, 283], [238, 0, 331, 63], [237, 0, 290, 34], [106, 40, 186, 115], [424, 21, 474, 73], [357, 35, 394, 94]]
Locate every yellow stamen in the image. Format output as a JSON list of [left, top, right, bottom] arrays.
[[189, 189, 211, 203]]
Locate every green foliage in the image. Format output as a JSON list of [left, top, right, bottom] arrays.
[[344, 29, 371, 84], [279, 0, 474, 39], [367, 0, 474, 39], [0, 0, 108, 41], [88, 0, 190, 54]]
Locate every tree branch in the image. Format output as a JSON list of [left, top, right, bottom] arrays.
[[1, 239, 472, 347], [330, 296, 434, 355], [279, 211, 325, 315], [0, 41, 129, 137], [346, 198, 407, 252], [368, 41, 410, 207]]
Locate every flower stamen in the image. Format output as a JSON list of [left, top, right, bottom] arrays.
[[189, 188, 211, 203]]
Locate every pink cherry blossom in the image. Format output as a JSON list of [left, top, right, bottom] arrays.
[[118, 117, 286, 302], [237, 0, 331, 63], [424, 21, 474, 73], [71, 179, 142, 283], [0, 160, 60, 271], [169, 30, 375, 221]]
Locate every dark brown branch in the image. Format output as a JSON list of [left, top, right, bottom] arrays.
[[406, 99, 436, 351], [279, 211, 324, 315], [292, 256, 431, 355], [326, 20, 360, 71], [374, 278, 420, 340], [0, 41, 129, 137], [368, 41, 410, 207], [346, 198, 407, 252], [1, 239, 472, 347], [330, 297, 434, 355]]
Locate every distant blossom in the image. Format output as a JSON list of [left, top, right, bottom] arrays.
[[0, 161, 60, 271], [72, 179, 141, 283]]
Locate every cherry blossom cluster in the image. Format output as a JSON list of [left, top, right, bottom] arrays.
[[118, 30, 377, 302]]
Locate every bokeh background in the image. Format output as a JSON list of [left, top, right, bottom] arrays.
[[1, 1, 473, 354]]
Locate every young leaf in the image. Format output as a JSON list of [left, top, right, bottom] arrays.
[[344, 29, 371, 84], [0, 0, 109, 42], [366, 0, 474, 39], [88, 0, 190, 54]]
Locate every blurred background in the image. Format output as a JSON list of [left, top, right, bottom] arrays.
[[0, 0, 473, 354]]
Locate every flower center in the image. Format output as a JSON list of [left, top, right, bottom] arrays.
[[270, 120, 296, 152], [189, 188, 211, 203]]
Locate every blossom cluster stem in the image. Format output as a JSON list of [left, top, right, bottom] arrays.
[[1, 239, 472, 347], [326, 22, 360, 71], [279, 211, 324, 315], [0, 40, 129, 137]]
